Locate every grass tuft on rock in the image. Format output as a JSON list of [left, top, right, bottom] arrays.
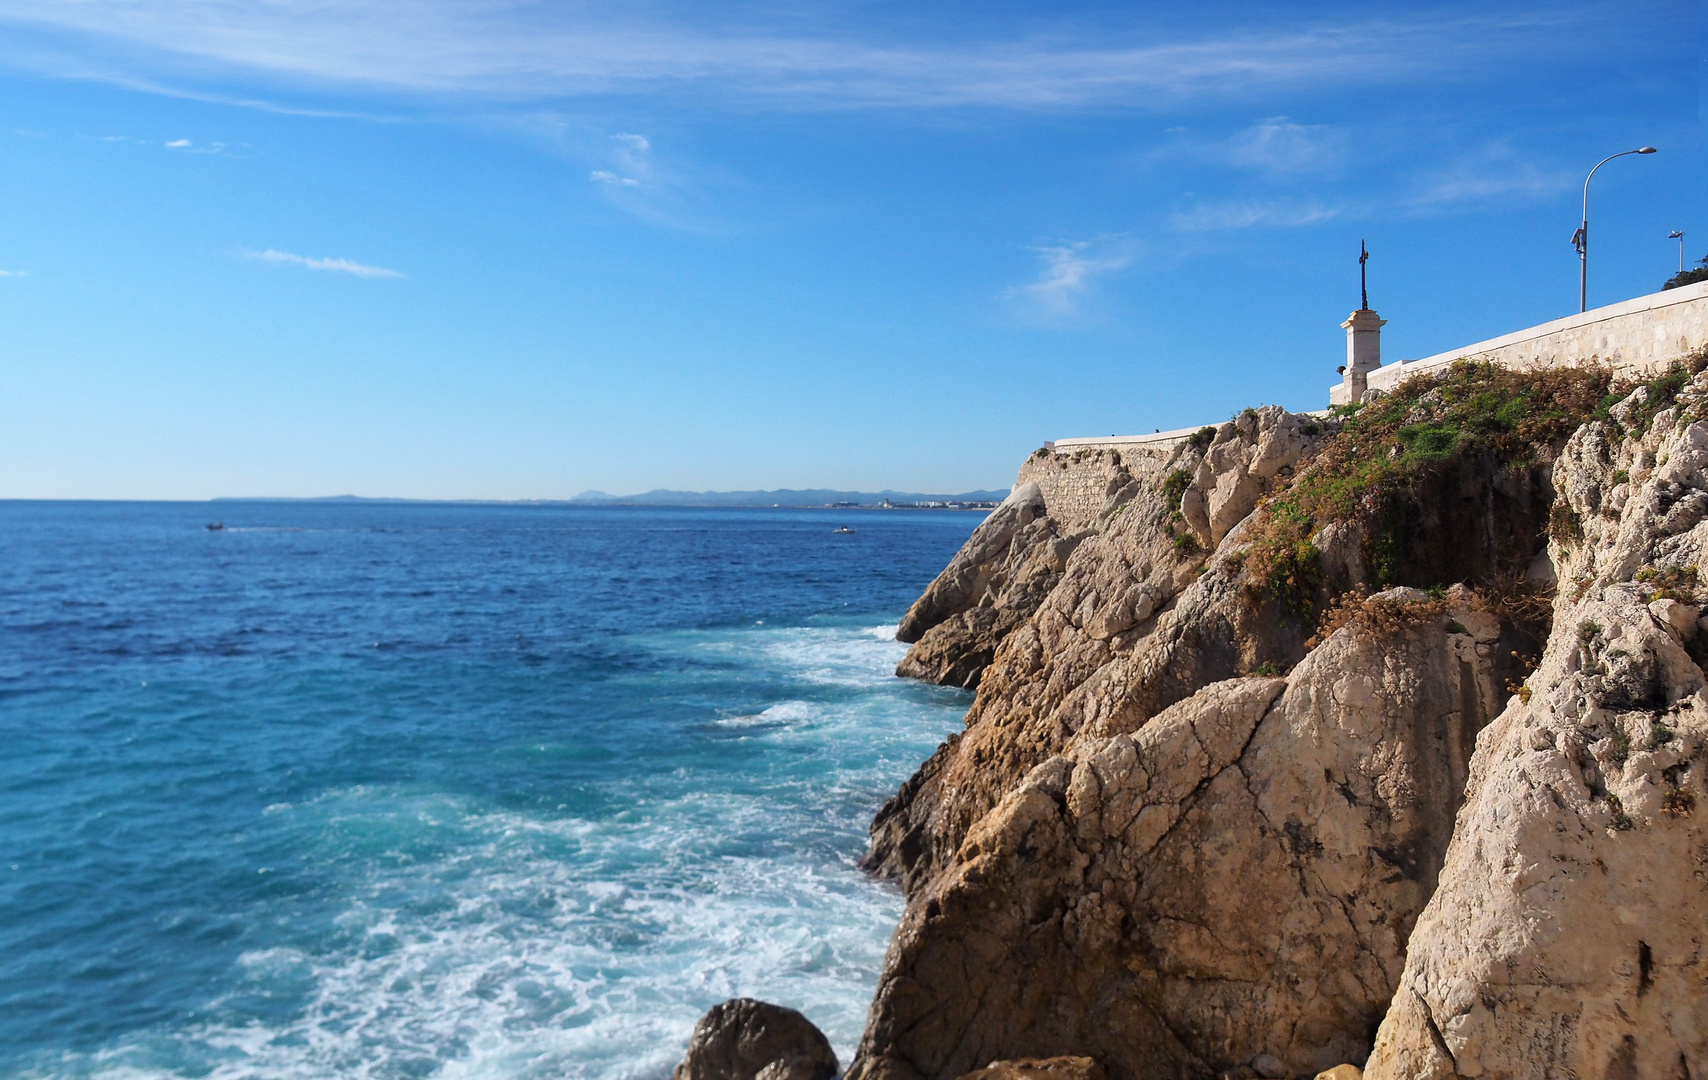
[[1161, 468, 1192, 512], [1592, 350, 1708, 436], [1635, 564, 1702, 603]]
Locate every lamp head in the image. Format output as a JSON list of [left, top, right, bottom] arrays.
[[1637, 146, 1658, 154], [1671, 231, 1686, 239]]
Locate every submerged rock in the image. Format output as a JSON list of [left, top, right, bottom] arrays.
[[674, 998, 838, 1080], [955, 1058, 1107, 1080]]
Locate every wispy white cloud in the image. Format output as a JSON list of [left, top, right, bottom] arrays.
[[1223, 117, 1347, 174], [244, 249, 403, 278], [1169, 198, 1347, 232], [1167, 142, 1577, 231], [0, 269, 27, 277], [589, 132, 654, 190], [1006, 239, 1133, 320], [1146, 117, 1348, 183], [0, 4, 1611, 112], [1404, 159, 1573, 209], [164, 137, 190, 147]]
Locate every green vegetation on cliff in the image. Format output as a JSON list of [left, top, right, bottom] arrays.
[[1247, 360, 1611, 618]]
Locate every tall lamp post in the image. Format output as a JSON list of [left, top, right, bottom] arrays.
[[1671, 231, 1686, 273], [1573, 147, 1657, 312]]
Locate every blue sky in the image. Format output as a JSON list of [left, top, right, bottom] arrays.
[[0, 0, 1699, 499]]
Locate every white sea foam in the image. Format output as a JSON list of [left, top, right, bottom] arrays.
[[308, 807, 887, 1078], [44, 620, 962, 1080], [58, 796, 903, 1080], [650, 622, 911, 691], [714, 700, 816, 727], [752, 630, 909, 689]]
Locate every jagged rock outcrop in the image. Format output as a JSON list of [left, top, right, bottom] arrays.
[[895, 483, 1076, 688], [1180, 409, 1314, 549], [894, 410, 1324, 693], [898, 482, 1048, 645], [674, 998, 839, 1080], [1365, 373, 1708, 1079], [848, 589, 1512, 1080], [869, 408, 1326, 890]]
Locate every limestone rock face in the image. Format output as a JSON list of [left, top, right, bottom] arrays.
[[849, 587, 1512, 1080], [895, 409, 1318, 693], [673, 998, 839, 1080], [896, 483, 1050, 645], [894, 483, 1075, 688], [1364, 377, 1708, 1080], [1180, 408, 1314, 549], [868, 409, 1328, 891], [864, 366, 1708, 1080]]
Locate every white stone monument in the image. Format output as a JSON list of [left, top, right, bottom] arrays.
[[1332, 241, 1386, 406], [1337, 308, 1386, 405]]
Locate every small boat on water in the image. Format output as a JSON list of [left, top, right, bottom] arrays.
[[833, 526, 855, 534], [206, 522, 225, 531]]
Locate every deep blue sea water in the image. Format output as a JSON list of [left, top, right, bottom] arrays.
[[0, 502, 979, 1080]]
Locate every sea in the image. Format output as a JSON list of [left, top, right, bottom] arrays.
[[0, 501, 981, 1080]]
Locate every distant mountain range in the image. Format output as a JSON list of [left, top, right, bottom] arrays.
[[567, 488, 1010, 507], [212, 489, 1010, 508]]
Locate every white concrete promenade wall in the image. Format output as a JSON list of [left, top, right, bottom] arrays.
[[1328, 281, 1708, 405], [1046, 424, 1210, 453]]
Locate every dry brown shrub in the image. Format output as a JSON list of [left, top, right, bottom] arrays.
[[1475, 573, 1555, 627], [1308, 589, 1449, 648]]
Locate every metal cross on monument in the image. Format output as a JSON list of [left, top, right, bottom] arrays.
[[1338, 242, 1385, 407], [1359, 240, 1369, 311]]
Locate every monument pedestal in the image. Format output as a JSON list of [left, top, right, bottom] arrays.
[[1334, 308, 1386, 406]]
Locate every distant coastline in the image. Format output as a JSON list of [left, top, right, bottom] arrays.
[[209, 488, 1009, 510]]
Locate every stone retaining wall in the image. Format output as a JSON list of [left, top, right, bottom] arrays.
[[1331, 280, 1708, 405], [1015, 436, 1190, 528]]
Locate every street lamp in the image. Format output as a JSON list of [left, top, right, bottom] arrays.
[[1671, 231, 1686, 273], [1573, 147, 1657, 312]]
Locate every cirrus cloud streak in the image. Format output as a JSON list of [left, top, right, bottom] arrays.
[[0, 3, 1623, 112], [245, 249, 403, 278], [1005, 239, 1134, 321]]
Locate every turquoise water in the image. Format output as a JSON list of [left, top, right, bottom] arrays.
[[0, 502, 977, 1080]]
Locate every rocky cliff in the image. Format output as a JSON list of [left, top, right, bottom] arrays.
[[854, 358, 1708, 1079], [1365, 371, 1708, 1079]]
